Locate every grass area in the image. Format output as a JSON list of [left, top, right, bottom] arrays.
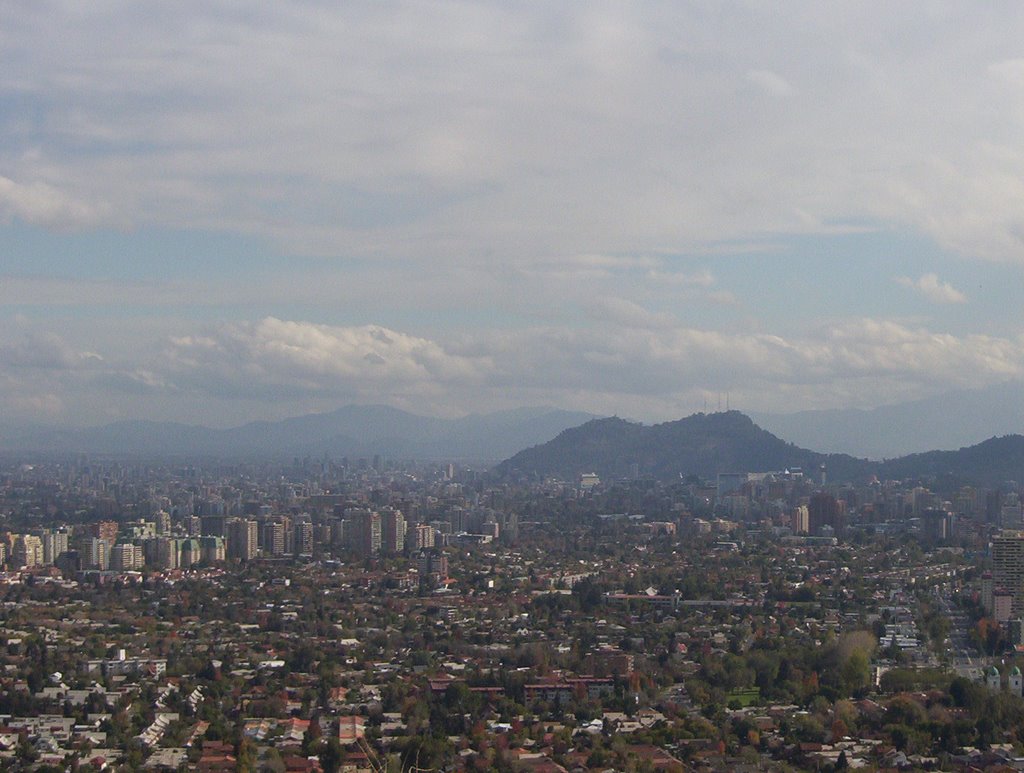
[[727, 688, 761, 707], [878, 667, 953, 693]]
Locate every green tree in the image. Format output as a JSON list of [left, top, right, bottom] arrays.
[[320, 737, 344, 773]]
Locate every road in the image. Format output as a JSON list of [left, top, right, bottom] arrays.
[[937, 588, 984, 681]]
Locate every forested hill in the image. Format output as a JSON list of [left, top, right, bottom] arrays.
[[877, 434, 1024, 485], [495, 411, 870, 482], [495, 410, 1024, 486]]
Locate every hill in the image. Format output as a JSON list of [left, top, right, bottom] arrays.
[[496, 411, 870, 482], [496, 410, 1024, 486], [877, 434, 1024, 486]]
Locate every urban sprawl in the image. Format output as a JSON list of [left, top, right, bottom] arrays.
[[1, 456, 1024, 772]]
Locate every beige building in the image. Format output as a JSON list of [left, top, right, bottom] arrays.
[[992, 531, 1024, 616]]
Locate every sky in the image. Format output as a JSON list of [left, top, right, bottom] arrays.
[[3, 1, 1024, 428]]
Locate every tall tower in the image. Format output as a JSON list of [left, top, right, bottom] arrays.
[[380, 507, 407, 554], [227, 518, 258, 561], [345, 508, 381, 558], [991, 531, 1024, 616], [808, 492, 841, 536]]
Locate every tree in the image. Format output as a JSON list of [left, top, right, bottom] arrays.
[[840, 651, 870, 696], [320, 738, 344, 773], [232, 737, 256, 773]]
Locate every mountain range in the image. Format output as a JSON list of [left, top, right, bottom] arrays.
[[0, 405, 597, 462], [496, 410, 1024, 487], [752, 379, 1024, 459], [6, 391, 1024, 486]]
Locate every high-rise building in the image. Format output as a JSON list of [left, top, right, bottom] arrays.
[[381, 508, 407, 554], [808, 492, 842, 536], [1002, 494, 1024, 529], [110, 543, 144, 571], [345, 508, 381, 557], [155, 510, 172, 535], [201, 515, 227, 537], [227, 518, 259, 561], [13, 535, 43, 568], [330, 519, 345, 547], [200, 536, 225, 564], [155, 537, 180, 569], [417, 549, 448, 580], [792, 505, 809, 535], [42, 530, 70, 565], [410, 524, 435, 551], [262, 521, 286, 556], [179, 538, 200, 568], [90, 520, 119, 545], [921, 508, 953, 543], [294, 521, 314, 556], [992, 531, 1024, 616], [88, 538, 110, 571]]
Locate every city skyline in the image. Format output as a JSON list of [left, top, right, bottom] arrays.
[[4, 3, 1024, 428]]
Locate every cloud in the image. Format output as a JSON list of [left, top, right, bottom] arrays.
[[586, 297, 677, 330], [746, 69, 795, 97], [162, 317, 488, 401], [988, 58, 1024, 85], [0, 176, 109, 230], [141, 316, 1024, 419], [644, 269, 715, 287], [6, 4, 1024, 263], [4, 314, 1024, 424], [0, 330, 103, 370], [895, 273, 967, 304]]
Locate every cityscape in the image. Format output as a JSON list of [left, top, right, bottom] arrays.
[[2, 412, 1024, 771], [6, 2, 1024, 772]]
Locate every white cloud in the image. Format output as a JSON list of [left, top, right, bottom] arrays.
[[746, 69, 795, 97], [895, 273, 967, 304], [5, 4, 1024, 262], [140, 316, 1024, 419], [586, 297, 677, 330], [0, 330, 103, 370], [0, 176, 110, 230], [7, 6, 1024, 426], [988, 58, 1024, 85], [4, 314, 1024, 425], [163, 317, 488, 401]]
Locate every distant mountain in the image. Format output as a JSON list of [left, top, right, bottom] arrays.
[[752, 380, 1024, 459], [877, 434, 1024, 486], [496, 411, 870, 482], [0, 405, 598, 461], [495, 410, 1024, 486]]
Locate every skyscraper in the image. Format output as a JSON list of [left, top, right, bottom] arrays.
[[42, 529, 69, 564], [262, 521, 286, 556], [992, 531, 1024, 615], [294, 520, 314, 556], [227, 518, 259, 561], [808, 492, 842, 536], [380, 507, 407, 554], [345, 508, 381, 558]]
